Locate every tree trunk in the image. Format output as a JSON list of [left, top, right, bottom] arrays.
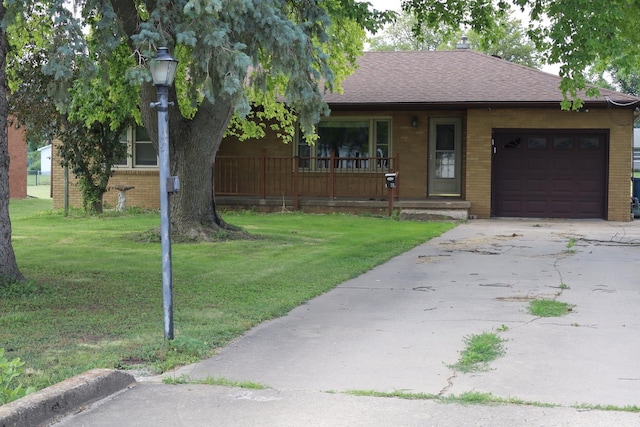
[[0, 5, 24, 282], [140, 83, 237, 237]]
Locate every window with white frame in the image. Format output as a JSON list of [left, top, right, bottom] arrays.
[[133, 125, 157, 167], [115, 125, 158, 169], [297, 118, 391, 170]]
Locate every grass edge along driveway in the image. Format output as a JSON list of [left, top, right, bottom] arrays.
[[3, 199, 456, 392]]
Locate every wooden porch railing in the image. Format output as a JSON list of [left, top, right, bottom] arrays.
[[214, 150, 399, 209]]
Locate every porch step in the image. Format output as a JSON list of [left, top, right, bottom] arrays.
[[399, 206, 469, 221]]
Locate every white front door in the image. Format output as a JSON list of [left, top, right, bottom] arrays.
[[428, 118, 462, 196]]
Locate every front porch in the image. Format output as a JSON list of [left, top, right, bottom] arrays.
[[215, 195, 470, 220], [214, 153, 470, 219]]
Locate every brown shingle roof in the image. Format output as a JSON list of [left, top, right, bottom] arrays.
[[323, 50, 640, 107]]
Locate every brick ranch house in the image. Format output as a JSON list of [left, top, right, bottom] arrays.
[[52, 49, 640, 220]]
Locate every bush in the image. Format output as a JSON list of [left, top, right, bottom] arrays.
[[0, 348, 35, 404]]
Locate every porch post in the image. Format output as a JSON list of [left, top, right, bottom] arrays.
[[395, 153, 400, 200], [293, 156, 300, 211], [260, 149, 266, 199], [329, 150, 335, 200]]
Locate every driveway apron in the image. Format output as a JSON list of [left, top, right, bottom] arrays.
[[172, 219, 640, 407]]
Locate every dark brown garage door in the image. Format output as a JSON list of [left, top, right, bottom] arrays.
[[492, 130, 607, 218]]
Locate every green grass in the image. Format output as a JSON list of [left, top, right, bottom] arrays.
[[449, 332, 505, 373], [162, 374, 266, 389], [2, 198, 456, 393], [346, 389, 640, 413], [528, 300, 573, 317], [346, 389, 556, 408], [26, 185, 52, 199], [573, 403, 640, 413]]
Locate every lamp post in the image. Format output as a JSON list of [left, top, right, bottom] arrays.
[[149, 47, 178, 340]]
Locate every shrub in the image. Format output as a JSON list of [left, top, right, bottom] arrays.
[[0, 348, 35, 404]]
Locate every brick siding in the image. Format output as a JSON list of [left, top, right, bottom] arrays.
[[51, 107, 635, 221], [8, 122, 27, 199]]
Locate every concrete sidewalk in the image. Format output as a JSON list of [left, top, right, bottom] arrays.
[[49, 220, 640, 425]]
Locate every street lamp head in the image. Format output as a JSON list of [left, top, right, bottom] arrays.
[[149, 47, 178, 87]]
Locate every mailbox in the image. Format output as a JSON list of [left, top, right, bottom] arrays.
[[385, 172, 397, 189]]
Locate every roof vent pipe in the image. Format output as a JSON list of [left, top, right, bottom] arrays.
[[456, 36, 470, 50]]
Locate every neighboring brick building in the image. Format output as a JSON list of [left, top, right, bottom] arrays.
[[8, 121, 26, 199], [52, 49, 640, 220]]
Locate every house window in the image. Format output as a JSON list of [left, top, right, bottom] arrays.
[[434, 124, 456, 179], [527, 137, 547, 149], [113, 125, 158, 169], [133, 125, 157, 167], [554, 137, 573, 150], [297, 118, 391, 170], [580, 137, 600, 149]]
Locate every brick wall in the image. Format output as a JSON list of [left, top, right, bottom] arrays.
[[8, 122, 27, 199], [466, 107, 634, 221], [51, 107, 635, 221]]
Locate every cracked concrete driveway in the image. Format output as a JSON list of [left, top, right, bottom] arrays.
[[56, 219, 640, 426]]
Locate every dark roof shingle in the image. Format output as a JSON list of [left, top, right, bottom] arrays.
[[322, 50, 639, 107]]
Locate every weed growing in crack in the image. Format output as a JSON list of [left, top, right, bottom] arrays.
[[528, 299, 574, 317], [347, 389, 558, 408], [565, 237, 577, 254], [162, 374, 267, 389], [449, 332, 505, 373], [573, 403, 640, 413]]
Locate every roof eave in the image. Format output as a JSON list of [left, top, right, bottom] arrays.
[[326, 100, 637, 111]]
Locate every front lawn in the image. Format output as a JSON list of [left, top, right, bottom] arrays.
[[3, 199, 455, 392]]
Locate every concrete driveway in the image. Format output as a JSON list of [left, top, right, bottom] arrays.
[[53, 219, 640, 426]]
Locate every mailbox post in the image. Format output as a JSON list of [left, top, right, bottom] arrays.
[[385, 172, 397, 217]]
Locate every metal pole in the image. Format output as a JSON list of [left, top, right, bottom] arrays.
[[64, 165, 69, 217], [155, 84, 174, 340]]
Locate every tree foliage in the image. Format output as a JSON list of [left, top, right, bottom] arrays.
[[8, 4, 139, 213], [368, 11, 449, 51], [368, 11, 540, 68]]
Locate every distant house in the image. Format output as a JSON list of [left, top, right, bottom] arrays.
[[8, 120, 26, 199], [37, 144, 52, 176], [51, 49, 640, 220]]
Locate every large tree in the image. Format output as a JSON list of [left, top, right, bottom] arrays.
[[0, 3, 23, 282], [29, 0, 389, 237]]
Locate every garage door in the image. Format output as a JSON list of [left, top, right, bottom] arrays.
[[492, 130, 607, 218]]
